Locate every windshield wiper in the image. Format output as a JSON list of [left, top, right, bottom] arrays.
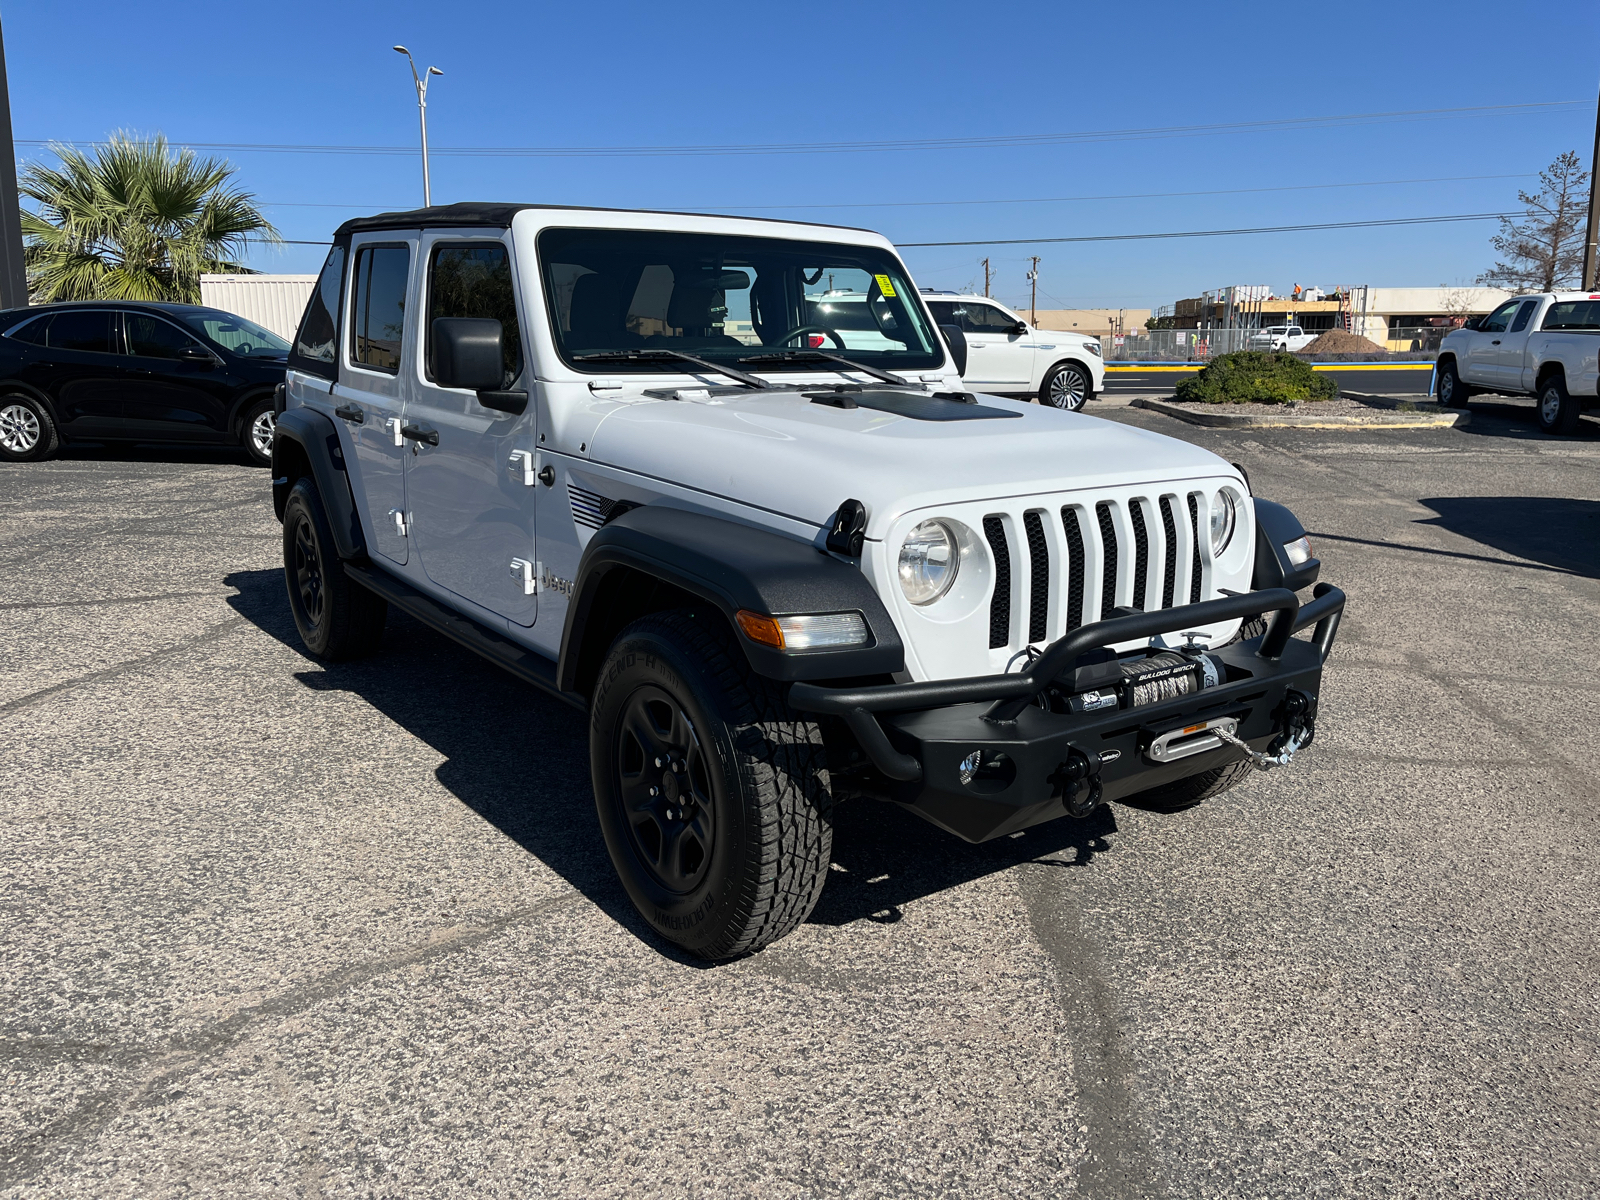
[[737, 349, 909, 388], [572, 349, 770, 390]]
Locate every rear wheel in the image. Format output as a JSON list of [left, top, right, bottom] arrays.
[[1436, 359, 1471, 408], [1041, 361, 1091, 410], [281, 478, 388, 659], [1536, 375, 1582, 435], [0, 395, 59, 463], [590, 610, 834, 960]]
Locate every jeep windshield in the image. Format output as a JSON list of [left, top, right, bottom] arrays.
[[539, 227, 943, 376]]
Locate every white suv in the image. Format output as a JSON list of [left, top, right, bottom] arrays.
[[921, 292, 1105, 409]]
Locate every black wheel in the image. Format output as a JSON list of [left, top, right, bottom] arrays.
[[0, 394, 59, 462], [1436, 359, 1471, 408], [240, 395, 276, 467], [1536, 375, 1582, 435], [590, 610, 834, 960], [1121, 757, 1255, 813], [1041, 361, 1091, 410], [281, 477, 388, 659]]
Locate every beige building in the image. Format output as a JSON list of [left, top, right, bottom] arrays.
[[1028, 308, 1151, 336]]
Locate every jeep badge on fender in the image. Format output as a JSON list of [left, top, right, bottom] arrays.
[[270, 202, 1345, 960]]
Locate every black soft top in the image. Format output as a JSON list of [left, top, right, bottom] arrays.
[[333, 202, 871, 238]]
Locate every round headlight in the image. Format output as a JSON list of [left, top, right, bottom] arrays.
[[1210, 489, 1239, 555], [899, 519, 959, 605]]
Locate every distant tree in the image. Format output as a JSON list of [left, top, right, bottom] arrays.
[[20, 133, 278, 303], [1477, 151, 1590, 292]]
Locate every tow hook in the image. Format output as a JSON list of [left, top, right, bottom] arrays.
[[1056, 748, 1105, 818], [1214, 690, 1316, 772]]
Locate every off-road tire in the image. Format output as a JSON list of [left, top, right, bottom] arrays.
[[1536, 374, 1582, 435], [1122, 757, 1255, 813], [1436, 359, 1471, 408], [281, 477, 388, 659], [0, 394, 60, 462], [1041, 361, 1091, 411], [240, 395, 277, 467], [590, 609, 834, 960]]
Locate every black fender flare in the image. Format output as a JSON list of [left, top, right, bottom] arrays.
[[558, 505, 905, 693], [271, 407, 367, 561], [1251, 498, 1319, 592]]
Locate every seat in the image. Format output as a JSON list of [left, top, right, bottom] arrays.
[[567, 273, 635, 351], [658, 285, 741, 348]]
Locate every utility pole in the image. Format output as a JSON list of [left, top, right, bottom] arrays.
[[394, 46, 443, 208], [1027, 256, 1039, 324], [982, 257, 991, 298], [1583, 79, 1600, 290], [0, 15, 28, 309]]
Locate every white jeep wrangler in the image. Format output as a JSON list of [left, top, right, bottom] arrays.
[[273, 203, 1344, 960]]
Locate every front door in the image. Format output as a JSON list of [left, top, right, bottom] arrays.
[[403, 235, 539, 625], [333, 239, 414, 566], [1489, 299, 1539, 388], [958, 301, 1034, 390], [120, 311, 238, 441], [1462, 299, 1520, 387]]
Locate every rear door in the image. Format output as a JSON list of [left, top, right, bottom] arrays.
[[26, 310, 125, 435], [1462, 299, 1520, 386], [332, 238, 414, 566], [959, 301, 1033, 390], [402, 234, 538, 625]]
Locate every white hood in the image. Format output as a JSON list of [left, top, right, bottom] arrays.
[[585, 389, 1236, 538]]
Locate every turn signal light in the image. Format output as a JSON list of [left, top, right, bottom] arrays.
[[735, 610, 870, 651], [735, 610, 785, 648]]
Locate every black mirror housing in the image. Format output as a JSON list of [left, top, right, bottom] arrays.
[[1010, 320, 1029, 335], [938, 323, 968, 376], [430, 317, 504, 391]]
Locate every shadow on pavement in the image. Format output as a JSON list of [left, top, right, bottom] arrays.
[[55, 441, 261, 467], [1417, 497, 1600, 579], [1449, 394, 1599, 441], [224, 566, 1129, 956]]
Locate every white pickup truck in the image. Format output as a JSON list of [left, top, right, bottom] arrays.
[[1435, 292, 1600, 433]]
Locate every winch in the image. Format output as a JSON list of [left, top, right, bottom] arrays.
[[1049, 647, 1226, 715]]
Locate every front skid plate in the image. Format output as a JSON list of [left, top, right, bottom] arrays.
[[879, 638, 1325, 842]]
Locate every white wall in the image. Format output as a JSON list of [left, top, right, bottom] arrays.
[[199, 274, 318, 341]]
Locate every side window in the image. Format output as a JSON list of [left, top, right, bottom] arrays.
[[1480, 300, 1520, 334], [968, 304, 1019, 332], [7, 315, 50, 345], [350, 244, 411, 373], [126, 313, 205, 359], [427, 243, 522, 387], [292, 244, 346, 367], [925, 301, 955, 326], [1542, 300, 1600, 330], [47, 311, 114, 353], [1509, 301, 1538, 333]]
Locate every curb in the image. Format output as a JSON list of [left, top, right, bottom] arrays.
[[1132, 396, 1469, 429]]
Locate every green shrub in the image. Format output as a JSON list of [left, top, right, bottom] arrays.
[[1174, 351, 1338, 404]]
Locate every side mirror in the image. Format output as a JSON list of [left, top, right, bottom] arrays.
[[1010, 320, 1029, 335], [430, 317, 504, 391], [179, 345, 216, 364], [938, 323, 968, 376]]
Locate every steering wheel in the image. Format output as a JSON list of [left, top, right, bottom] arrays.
[[781, 325, 846, 350]]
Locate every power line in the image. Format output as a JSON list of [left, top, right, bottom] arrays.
[[16, 101, 1584, 161], [899, 212, 1513, 248]]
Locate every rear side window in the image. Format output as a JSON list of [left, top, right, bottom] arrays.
[[427, 243, 522, 387], [1542, 300, 1600, 331], [292, 244, 346, 371], [47, 311, 114, 353], [1509, 301, 1537, 333], [350, 245, 411, 373], [7, 315, 49, 344], [126, 313, 205, 359]]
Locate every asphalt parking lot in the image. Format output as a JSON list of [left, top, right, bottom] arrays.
[[3, 396, 1598, 1199]]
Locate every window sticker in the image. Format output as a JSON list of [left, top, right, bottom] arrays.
[[874, 274, 897, 299]]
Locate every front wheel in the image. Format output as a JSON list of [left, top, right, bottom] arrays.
[[590, 610, 834, 960], [1436, 359, 1470, 408], [1041, 361, 1091, 411], [1122, 757, 1255, 813], [1536, 375, 1582, 435], [281, 478, 388, 659], [240, 396, 276, 467]]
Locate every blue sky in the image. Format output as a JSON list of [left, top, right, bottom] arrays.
[[8, 0, 1598, 312]]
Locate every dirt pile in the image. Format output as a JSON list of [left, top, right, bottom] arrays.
[[1300, 329, 1386, 356]]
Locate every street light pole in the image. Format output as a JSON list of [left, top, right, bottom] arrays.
[[393, 46, 443, 208]]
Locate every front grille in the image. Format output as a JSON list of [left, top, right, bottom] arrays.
[[982, 516, 1011, 649], [1023, 511, 1049, 644], [981, 491, 1209, 653]]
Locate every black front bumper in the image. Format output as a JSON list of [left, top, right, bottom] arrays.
[[789, 583, 1344, 842]]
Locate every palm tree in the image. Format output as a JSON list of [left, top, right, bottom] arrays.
[[20, 133, 279, 304]]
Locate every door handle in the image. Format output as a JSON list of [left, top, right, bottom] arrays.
[[1491, 340, 1501, 345], [401, 424, 439, 447], [334, 403, 364, 424]]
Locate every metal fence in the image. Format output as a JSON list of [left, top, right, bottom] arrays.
[[1098, 326, 1447, 362]]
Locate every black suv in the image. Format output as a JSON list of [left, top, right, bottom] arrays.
[[0, 301, 289, 466]]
